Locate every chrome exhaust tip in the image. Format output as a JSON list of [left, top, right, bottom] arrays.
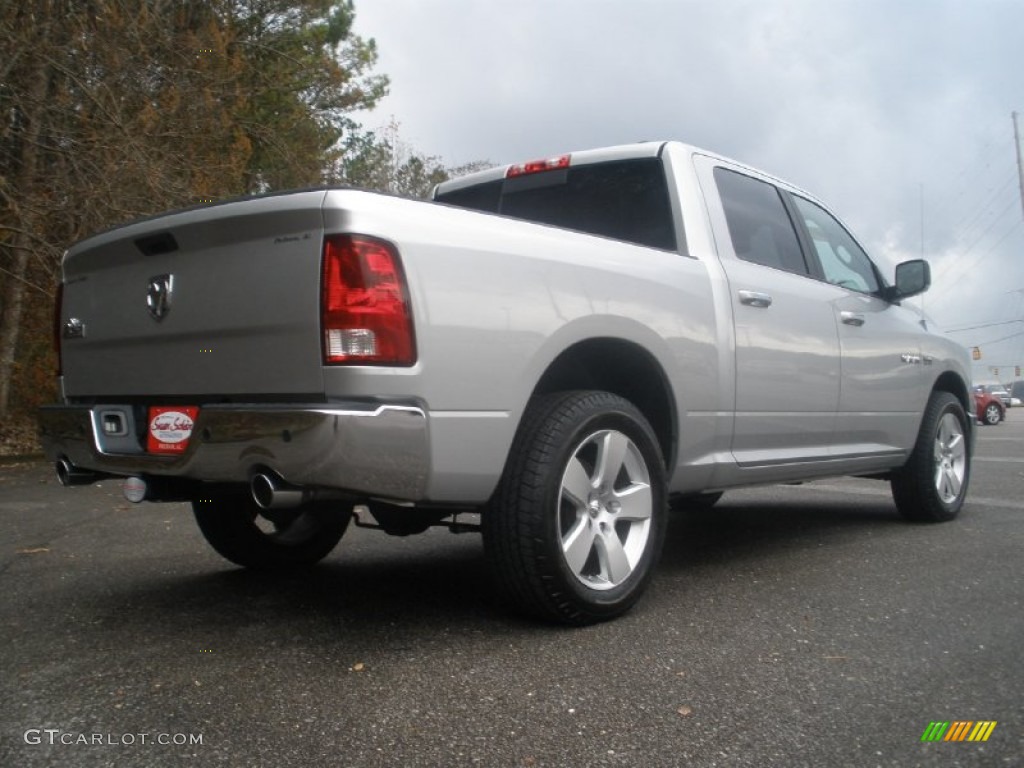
[[250, 473, 347, 510], [251, 473, 309, 510], [55, 458, 105, 487]]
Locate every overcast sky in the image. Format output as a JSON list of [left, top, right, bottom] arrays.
[[352, 0, 1024, 383]]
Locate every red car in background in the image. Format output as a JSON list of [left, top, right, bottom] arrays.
[[974, 385, 1005, 426]]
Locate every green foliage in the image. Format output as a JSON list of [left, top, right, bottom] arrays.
[[227, 0, 389, 190], [0, 1, 390, 417], [0, 1, 486, 421], [336, 119, 491, 199]]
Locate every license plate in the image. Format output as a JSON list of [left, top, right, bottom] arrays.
[[146, 406, 199, 454]]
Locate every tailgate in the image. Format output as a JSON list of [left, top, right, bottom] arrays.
[[60, 190, 327, 398]]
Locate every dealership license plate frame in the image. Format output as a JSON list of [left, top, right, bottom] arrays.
[[146, 406, 200, 454]]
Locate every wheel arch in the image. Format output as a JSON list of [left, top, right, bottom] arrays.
[[529, 337, 677, 469], [931, 370, 971, 417]]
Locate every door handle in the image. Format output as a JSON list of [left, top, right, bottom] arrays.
[[738, 290, 773, 308], [840, 311, 865, 327]]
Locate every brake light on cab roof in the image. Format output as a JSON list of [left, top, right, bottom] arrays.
[[505, 154, 571, 178]]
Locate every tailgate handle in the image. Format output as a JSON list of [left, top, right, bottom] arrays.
[[738, 290, 773, 308], [135, 232, 179, 256]]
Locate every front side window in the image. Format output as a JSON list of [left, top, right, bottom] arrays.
[[792, 196, 880, 294], [714, 167, 808, 276]]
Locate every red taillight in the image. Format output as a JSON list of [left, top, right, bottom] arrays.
[[53, 282, 64, 376], [505, 154, 570, 178], [321, 234, 416, 365]]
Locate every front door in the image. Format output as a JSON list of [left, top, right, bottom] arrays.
[[787, 194, 927, 457]]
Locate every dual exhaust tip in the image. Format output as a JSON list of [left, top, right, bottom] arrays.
[[55, 458, 109, 487], [56, 458, 333, 510], [251, 472, 323, 510], [251, 472, 346, 509]]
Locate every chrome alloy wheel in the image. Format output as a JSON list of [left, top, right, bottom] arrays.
[[558, 429, 653, 591], [984, 403, 1001, 425], [933, 412, 967, 504]]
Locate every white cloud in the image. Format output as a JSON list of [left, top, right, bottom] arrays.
[[351, 0, 1024, 373]]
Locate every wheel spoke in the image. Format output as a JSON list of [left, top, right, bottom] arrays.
[[596, 526, 632, 584], [562, 516, 597, 576], [948, 432, 965, 460], [943, 466, 962, 498], [614, 483, 653, 521], [594, 431, 629, 488], [561, 456, 594, 508]]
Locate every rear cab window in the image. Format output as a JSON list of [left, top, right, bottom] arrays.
[[435, 156, 678, 252]]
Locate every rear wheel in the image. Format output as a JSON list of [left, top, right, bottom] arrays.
[[484, 391, 667, 625], [193, 491, 349, 569], [983, 402, 1002, 426], [891, 391, 970, 522]]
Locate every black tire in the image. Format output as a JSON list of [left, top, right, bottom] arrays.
[[484, 391, 667, 625], [982, 402, 1002, 426], [192, 491, 349, 569], [891, 391, 971, 522], [670, 491, 723, 511]]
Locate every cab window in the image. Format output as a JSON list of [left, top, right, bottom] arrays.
[[791, 196, 880, 294], [714, 167, 809, 276]]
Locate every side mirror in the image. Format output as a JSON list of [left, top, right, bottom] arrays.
[[885, 259, 931, 302]]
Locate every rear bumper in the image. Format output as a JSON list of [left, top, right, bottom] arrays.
[[38, 402, 429, 501]]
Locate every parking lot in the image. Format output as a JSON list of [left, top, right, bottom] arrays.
[[2, 412, 1022, 767]]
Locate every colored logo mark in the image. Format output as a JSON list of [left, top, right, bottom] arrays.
[[921, 721, 997, 742]]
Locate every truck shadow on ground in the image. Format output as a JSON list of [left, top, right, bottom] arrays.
[[659, 495, 904, 571], [89, 494, 909, 637]]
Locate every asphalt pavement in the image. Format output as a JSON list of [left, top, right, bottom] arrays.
[[2, 413, 1022, 767]]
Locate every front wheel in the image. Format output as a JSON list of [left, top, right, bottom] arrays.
[[891, 391, 971, 522], [193, 491, 349, 569], [484, 391, 667, 625]]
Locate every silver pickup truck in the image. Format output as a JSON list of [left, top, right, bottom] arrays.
[[40, 141, 973, 624]]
